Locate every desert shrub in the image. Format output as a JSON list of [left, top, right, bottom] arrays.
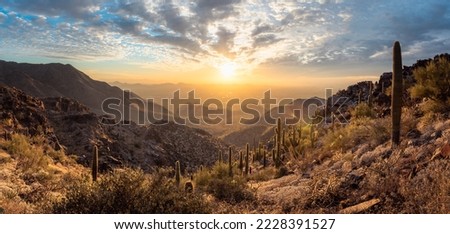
[[274, 166, 290, 179], [410, 57, 450, 113], [0, 151, 12, 164], [193, 167, 211, 188], [248, 167, 276, 182], [352, 103, 375, 119], [3, 134, 52, 175], [322, 118, 390, 152], [53, 168, 211, 214], [298, 171, 344, 213], [400, 160, 450, 213], [361, 149, 449, 213], [195, 163, 254, 204]]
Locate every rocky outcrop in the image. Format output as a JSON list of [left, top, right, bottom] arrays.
[[322, 53, 450, 122]]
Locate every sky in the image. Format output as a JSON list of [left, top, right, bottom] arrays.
[[0, 0, 449, 89]]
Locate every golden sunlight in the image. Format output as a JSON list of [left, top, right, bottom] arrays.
[[219, 62, 237, 80]]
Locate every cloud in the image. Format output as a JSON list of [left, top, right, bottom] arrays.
[[0, 0, 104, 19], [0, 0, 449, 74], [252, 34, 283, 48], [0, 12, 7, 23], [211, 27, 236, 58], [251, 24, 274, 37]]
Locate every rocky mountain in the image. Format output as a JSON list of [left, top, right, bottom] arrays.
[[0, 85, 228, 172], [0, 60, 168, 122]]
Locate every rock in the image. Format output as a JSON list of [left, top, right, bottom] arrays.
[[406, 129, 421, 139], [431, 130, 443, 139], [341, 168, 365, 190], [359, 152, 377, 167], [338, 198, 380, 214], [341, 161, 353, 174], [432, 142, 450, 160]]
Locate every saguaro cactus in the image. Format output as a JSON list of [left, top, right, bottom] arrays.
[[238, 151, 243, 171], [391, 41, 403, 147], [274, 118, 282, 159], [245, 143, 250, 176], [368, 81, 373, 108], [175, 160, 181, 186], [310, 124, 315, 148], [263, 151, 267, 168], [218, 150, 223, 163], [228, 146, 233, 177], [92, 145, 98, 182]]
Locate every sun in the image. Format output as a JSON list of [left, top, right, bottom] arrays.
[[219, 62, 237, 79]]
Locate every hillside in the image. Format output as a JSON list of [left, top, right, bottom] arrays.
[[223, 97, 324, 147], [0, 85, 228, 171], [0, 60, 168, 122]]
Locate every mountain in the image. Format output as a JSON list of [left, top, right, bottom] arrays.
[[0, 84, 228, 171], [223, 97, 325, 147], [0, 60, 168, 122]]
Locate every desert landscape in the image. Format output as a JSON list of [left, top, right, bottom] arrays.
[[0, 0, 449, 214]]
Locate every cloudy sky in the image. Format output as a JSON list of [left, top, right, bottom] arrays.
[[0, 0, 449, 87]]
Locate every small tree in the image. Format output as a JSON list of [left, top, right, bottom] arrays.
[[410, 57, 450, 113]]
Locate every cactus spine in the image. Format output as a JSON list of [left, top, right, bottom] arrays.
[[175, 160, 181, 186], [92, 145, 98, 182], [391, 41, 403, 147]]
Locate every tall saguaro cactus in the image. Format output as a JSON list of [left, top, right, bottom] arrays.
[[175, 160, 181, 186], [228, 146, 233, 177], [218, 150, 223, 163], [238, 151, 243, 172], [245, 143, 250, 176], [391, 41, 403, 147], [92, 145, 98, 182], [274, 118, 282, 162]]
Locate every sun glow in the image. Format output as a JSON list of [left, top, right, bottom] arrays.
[[219, 62, 237, 79]]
